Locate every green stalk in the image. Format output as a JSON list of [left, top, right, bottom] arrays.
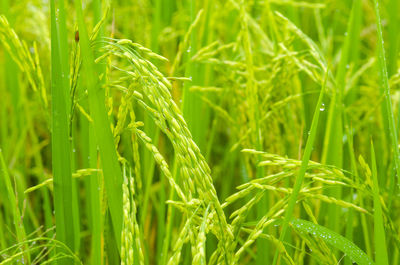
[[272, 70, 327, 265], [57, 0, 70, 113], [374, 0, 400, 206], [88, 1, 104, 263], [74, 0, 123, 251], [50, 0, 75, 262], [60, 0, 80, 253], [373, 0, 400, 188], [89, 125, 102, 265], [387, 0, 399, 76], [370, 141, 389, 265], [79, 80, 102, 264]]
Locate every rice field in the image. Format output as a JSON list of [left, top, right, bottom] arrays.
[[0, 0, 399, 264]]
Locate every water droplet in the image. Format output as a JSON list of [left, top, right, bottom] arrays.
[[344, 32, 348, 36], [319, 103, 325, 111], [186, 46, 191, 53], [72, 149, 76, 153], [346, 64, 350, 69]]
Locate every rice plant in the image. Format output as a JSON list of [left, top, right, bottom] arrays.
[[0, 0, 399, 264]]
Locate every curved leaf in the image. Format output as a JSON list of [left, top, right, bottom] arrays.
[[290, 218, 374, 265]]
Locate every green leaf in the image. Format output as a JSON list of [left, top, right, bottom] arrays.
[[290, 218, 374, 265], [74, 0, 123, 251]]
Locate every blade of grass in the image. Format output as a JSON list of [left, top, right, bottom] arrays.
[[50, 0, 76, 261], [87, 1, 105, 263], [57, 0, 81, 253], [89, 125, 103, 264], [345, 0, 362, 105], [74, 0, 123, 251], [387, 0, 399, 76], [373, 0, 400, 187], [370, 140, 389, 265], [272, 69, 327, 265]]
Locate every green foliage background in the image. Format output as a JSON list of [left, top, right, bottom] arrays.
[[0, 0, 399, 264]]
